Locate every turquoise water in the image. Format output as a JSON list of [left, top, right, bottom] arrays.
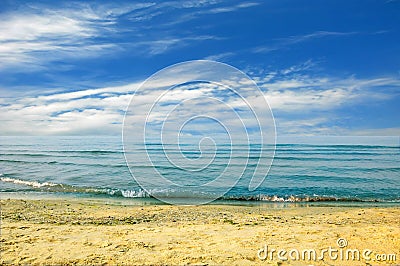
[[1, 136, 399, 202]]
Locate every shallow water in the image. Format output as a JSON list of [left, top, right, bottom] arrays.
[[1, 136, 399, 203]]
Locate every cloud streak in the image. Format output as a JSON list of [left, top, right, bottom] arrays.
[[278, 31, 359, 44], [0, 64, 398, 136], [0, 3, 130, 70], [252, 30, 387, 54], [0, 1, 259, 70]]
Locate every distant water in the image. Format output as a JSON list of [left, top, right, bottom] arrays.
[[1, 136, 399, 203]]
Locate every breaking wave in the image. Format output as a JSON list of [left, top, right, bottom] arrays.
[[1, 176, 398, 203]]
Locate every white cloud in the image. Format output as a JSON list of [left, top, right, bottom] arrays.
[[279, 59, 315, 75], [274, 118, 333, 135], [0, 1, 263, 70], [134, 35, 221, 56], [349, 127, 400, 136], [260, 75, 399, 111], [251, 46, 278, 54], [266, 88, 353, 111], [0, 62, 398, 136], [251, 31, 386, 54], [279, 31, 359, 45], [207, 2, 260, 13], [130, 1, 260, 25], [0, 4, 127, 70], [0, 1, 227, 70], [203, 52, 235, 61]]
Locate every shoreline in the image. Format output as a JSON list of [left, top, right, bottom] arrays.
[[2, 192, 400, 207], [1, 198, 399, 265]]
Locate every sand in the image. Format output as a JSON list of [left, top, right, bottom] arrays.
[[1, 198, 399, 265]]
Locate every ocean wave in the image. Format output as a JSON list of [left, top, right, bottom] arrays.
[[0, 158, 127, 168], [224, 194, 379, 202], [0, 176, 150, 198], [0, 176, 58, 188], [0, 176, 104, 193], [1, 176, 399, 203]]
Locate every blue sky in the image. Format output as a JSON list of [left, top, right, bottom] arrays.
[[0, 0, 399, 137]]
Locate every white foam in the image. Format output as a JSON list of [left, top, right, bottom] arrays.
[[121, 189, 150, 198], [0, 177, 57, 188]]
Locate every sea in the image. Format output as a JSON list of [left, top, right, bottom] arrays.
[[1, 136, 399, 204]]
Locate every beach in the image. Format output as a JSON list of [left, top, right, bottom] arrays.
[[1, 0, 399, 265], [1, 198, 399, 265]]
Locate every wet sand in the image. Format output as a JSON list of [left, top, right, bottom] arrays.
[[1, 199, 399, 265]]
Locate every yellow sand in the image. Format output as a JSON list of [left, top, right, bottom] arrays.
[[1, 199, 399, 265]]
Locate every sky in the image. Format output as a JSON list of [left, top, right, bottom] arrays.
[[0, 0, 399, 139]]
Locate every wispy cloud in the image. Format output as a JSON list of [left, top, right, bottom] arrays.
[[206, 2, 260, 14], [252, 30, 386, 54], [130, 1, 260, 26], [1, 62, 399, 136], [0, 3, 137, 70], [134, 36, 222, 56], [0, 1, 242, 70], [278, 31, 359, 44], [262, 76, 399, 111], [203, 52, 236, 61], [0, 83, 136, 135], [349, 127, 400, 136]]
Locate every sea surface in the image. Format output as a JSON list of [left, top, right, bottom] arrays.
[[1, 136, 399, 203]]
